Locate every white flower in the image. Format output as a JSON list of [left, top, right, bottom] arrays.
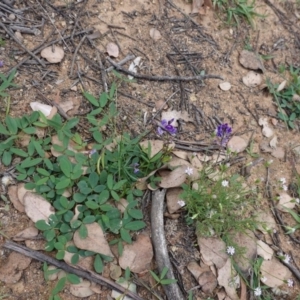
[[254, 287, 262, 296], [226, 246, 235, 256], [282, 184, 288, 191], [296, 198, 300, 204], [185, 167, 193, 176], [212, 194, 217, 199], [287, 279, 293, 287], [283, 254, 291, 264], [279, 178, 286, 184], [177, 200, 185, 207], [222, 180, 229, 187], [261, 276, 267, 283]]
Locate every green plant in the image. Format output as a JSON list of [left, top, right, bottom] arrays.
[[0, 69, 18, 98], [246, 140, 259, 158], [43, 263, 80, 300], [0, 79, 171, 299], [181, 168, 258, 243], [213, 0, 264, 27], [149, 267, 177, 288], [267, 66, 300, 129]]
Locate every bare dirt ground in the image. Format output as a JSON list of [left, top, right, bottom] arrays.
[[1, 0, 300, 299]]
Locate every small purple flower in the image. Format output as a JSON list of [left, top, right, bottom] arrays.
[[90, 149, 97, 155], [157, 119, 177, 136], [216, 123, 232, 147], [0, 61, 3, 68], [132, 162, 140, 174]]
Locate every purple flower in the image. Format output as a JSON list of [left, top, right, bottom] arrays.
[[157, 119, 177, 136], [0, 61, 3, 68], [216, 123, 232, 146], [132, 163, 140, 174]]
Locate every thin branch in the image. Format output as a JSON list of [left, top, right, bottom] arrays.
[[107, 57, 223, 82], [0, 20, 46, 67], [151, 189, 184, 300], [3, 240, 145, 300]]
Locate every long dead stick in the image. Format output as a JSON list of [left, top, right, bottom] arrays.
[[107, 57, 223, 82], [3, 240, 145, 300], [151, 189, 184, 300]]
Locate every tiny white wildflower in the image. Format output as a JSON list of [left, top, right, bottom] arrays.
[[261, 276, 267, 283], [177, 200, 185, 207], [283, 254, 291, 264], [254, 287, 262, 296], [279, 178, 286, 184], [226, 246, 235, 256], [296, 198, 300, 204], [185, 167, 193, 176], [212, 194, 217, 199], [282, 184, 288, 191], [287, 279, 293, 287], [222, 180, 229, 187]]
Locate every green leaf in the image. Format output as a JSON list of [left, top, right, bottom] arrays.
[[85, 200, 99, 209], [35, 220, 51, 231], [55, 178, 71, 190], [16, 173, 27, 180], [100, 92, 108, 107], [125, 267, 131, 281], [111, 190, 120, 201], [5, 116, 18, 134], [109, 82, 116, 99], [33, 140, 45, 157], [23, 127, 36, 134], [36, 177, 49, 186], [20, 157, 43, 168], [0, 122, 9, 135], [128, 209, 143, 220], [37, 168, 50, 177], [113, 179, 127, 191], [107, 174, 113, 190], [160, 266, 169, 279], [160, 278, 177, 285], [70, 220, 82, 229], [79, 224, 88, 238], [55, 250, 66, 260], [52, 277, 67, 295], [99, 190, 110, 204], [45, 229, 56, 241], [59, 157, 72, 178], [89, 172, 99, 189], [24, 182, 36, 190], [94, 254, 103, 273], [2, 150, 12, 166], [54, 242, 64, 250], [124, 221, 146, 231], [64, 118, 79, 130], [82, 215, 96, 224], [149, 270, 160, 283], [71, 253, 80, 264], [67, 274, 81, 284], [74, 193, 86, 203], [67, 245, 78, 253], [92, 131, 103, 144], [84, 92, 99, 107], [120, 228, 132, 244], [285, 207, 300, 223], [118, 240, 123, 256], [10, 148, 28, 157]]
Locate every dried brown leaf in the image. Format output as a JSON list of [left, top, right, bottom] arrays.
[[119, 234, 153, 273], [261, 258, 292, 287], [106, 42, 119, 58], [8, 185, 25, 212], [41, 46, 64, 63], [239, 50, 264, 72], [159, 166, 187, 188], [74, 222, 113, 257], [23, 192, 55, 222]]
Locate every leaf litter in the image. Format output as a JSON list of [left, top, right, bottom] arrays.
[[2, 0, 300, 299]]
